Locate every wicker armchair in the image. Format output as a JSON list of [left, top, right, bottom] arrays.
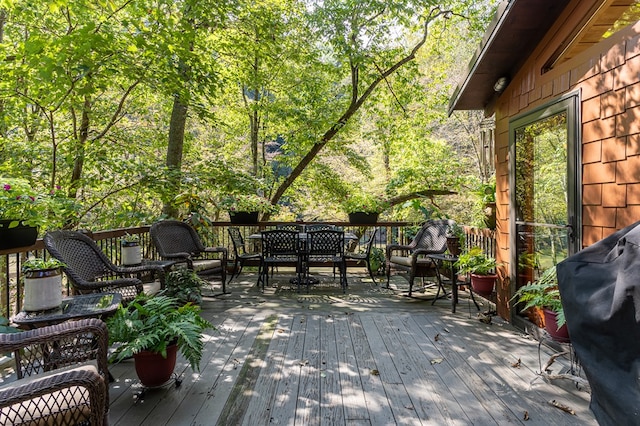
[[385, 219, 454, 296], [0, 318, 109, 426], [44, 230, 165, 303], [150, 220, 228, 294]]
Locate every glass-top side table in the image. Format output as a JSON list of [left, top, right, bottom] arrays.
[[13, 292, 122, 329]]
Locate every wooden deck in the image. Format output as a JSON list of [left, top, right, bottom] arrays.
[[107, 270, 596, 426]]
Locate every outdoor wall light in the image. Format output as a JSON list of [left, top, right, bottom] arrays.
[[493, 76, 509, 93]]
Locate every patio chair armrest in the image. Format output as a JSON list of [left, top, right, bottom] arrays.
[[85, 277, 142, 291], [204, 246, 228, 260], [0, 365, 107, 426], [411, 248, 442, 260], [0, 319, 109, 380], [386, 244, 411, 257], [116, 263, 167, 282]]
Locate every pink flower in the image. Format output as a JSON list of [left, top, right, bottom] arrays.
[[3, 184, 10, 191]]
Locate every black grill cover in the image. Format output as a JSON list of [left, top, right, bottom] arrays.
[[557, 221, 640, 426]]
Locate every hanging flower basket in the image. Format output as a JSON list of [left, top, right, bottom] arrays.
[[348, 212, 379, 224], [0, 220, 38, 250], [229, 211, 259, 224]]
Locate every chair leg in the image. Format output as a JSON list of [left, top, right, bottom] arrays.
[[365, 260, 377, 285]]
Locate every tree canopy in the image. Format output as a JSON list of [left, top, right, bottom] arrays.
[[0, 0, 498, 231]]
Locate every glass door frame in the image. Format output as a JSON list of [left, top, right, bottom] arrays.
[[508, 91, 582, 298]]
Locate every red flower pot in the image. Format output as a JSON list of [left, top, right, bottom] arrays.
[[470, 273, 497, 296], [543, 308, 570, 343], [133, 344, 178, 387]]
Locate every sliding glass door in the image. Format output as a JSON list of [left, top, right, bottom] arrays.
[[509, 94, 581, 291]]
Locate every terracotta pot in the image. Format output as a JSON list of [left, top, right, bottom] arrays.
[[229, 211, 259, 224], [23, 268, 63, 311], [133, 344, 178, 387], [0, 220, 38, 250], [542, 308, 570, 343], [446, 237, 461, 256], [470, 273, 497, 296], [348, 212, 379, 224]]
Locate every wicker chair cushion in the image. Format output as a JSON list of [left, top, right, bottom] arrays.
[[0, 364, 101, 426], [192, 259, 222, 273]]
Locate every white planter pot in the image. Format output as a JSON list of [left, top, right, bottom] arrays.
[[23, 268, 63, 311], [122, 244, 142, 265]]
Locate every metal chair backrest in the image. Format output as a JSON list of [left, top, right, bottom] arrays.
[[261, 229, 299, 259], [276, 223, 304, 231], [361, 227, 378, 256], [305, 223, 336, 232], [44, 230, 116, 284], [150, 220, 205, 257], [228, 227, 247, 257], [307, 229, 345, 259]]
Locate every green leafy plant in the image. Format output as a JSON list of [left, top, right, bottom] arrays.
[[446, 223, 465, 245], [161, 267, 206, 305], [220, 194, 279, 214], [342, 193, 389, 214], [0, 177, 79, 230], [512, 266, 565, 328], [121, 232, 140, 245], [455, 247, 497, 276], [21, 258, 65, 273], [107, 294, 213, 371], [368, 246, 385, 275]]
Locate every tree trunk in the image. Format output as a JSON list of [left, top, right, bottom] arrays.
[[163, 95, 188, 218]]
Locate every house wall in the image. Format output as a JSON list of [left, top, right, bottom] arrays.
[[491, 1, 640, 320]]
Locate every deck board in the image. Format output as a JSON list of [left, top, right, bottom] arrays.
[[106, 270, 597, 425]]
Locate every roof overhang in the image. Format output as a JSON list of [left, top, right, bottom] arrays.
[[448, 0, 571, 115]]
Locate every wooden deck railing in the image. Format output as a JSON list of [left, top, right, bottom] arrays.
[[0, 222, 495, 319]]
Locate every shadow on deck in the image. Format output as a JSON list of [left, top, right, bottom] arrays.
[[107, 269, 596, 426]]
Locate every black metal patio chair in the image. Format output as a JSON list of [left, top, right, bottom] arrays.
[[228, 226, 262, 282], [345, 227, 379, 284], [259, 229, 300, 290], [307, 229, 347, 293]]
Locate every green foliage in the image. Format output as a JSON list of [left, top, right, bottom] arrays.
[[0, 316, 20, 334], [21, 258, 65, 273], [107, 294, 213, 371], [342, 192, 389, 214], [455, 247, 497, 276], [161, 268, 206, 306], [0, 178, 79, 230], [220, 194, 279, 214], [368, 246, 385, 275], [512, 266, 565, 328]]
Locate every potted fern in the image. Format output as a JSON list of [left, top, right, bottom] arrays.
[[161, 267, 206, 305], [107, 294, 213, 387], [512, 266, 568, 342]]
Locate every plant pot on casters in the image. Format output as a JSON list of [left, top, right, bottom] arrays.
[[107, 294, 213, 391], [121, 233, 142, 265]]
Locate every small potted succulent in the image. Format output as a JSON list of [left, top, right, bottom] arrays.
[[455, 247, 498, 296], [121, 232, 142, 265], [21, 258, 66, 311]]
